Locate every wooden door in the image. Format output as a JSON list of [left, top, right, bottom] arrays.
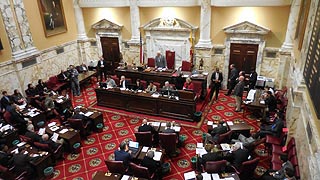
[[229, 43, 258, 74], [100, 37, 120, 74]]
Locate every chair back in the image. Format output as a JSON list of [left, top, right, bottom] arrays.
[[181, 61, 192, 71], [111, 75, 120, 85], [34, 142, 50, 151], [238, 157, 260, 179], [105, 160, 127, 174], [19, 135, 33, 144], [130, 162, 153, 179], [159, 133, 177, 156], [192, 81, 202, 98], [147, 58, 155, 67], [135, 131, 152, 147], [217, 130, 233, 144], [3, 111, 12, 124], [140, 80, 147, 89], [205, 160, 227, 173], [68, 118, 85, 130], [153, 82, 161, 90], [166, 50, 175, 69]]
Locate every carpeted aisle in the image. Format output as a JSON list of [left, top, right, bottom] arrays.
[[52, 85, 269, 180]]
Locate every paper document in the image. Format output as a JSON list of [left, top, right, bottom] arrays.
[[141, 146, 149, 152], [48, 122, 56, 127], [11, 148, 19, 154], [121, 175, 130, 180], [38, 128, 46, 135], [173, 126, 181, 132], [56, 99, 63, 103], [129, 141, 139, 148], [149, 122, 160, 126], [184, 171, 196, 180], [50, 126, 59, 132], [220, 143, 231, 151], [120, 88, 126, 91], [18, 104, 27, 109], [201, 173, 211, 180], [153, 151, 162, 161], [51, 132, 59, 142], [207, 121, 213, 125], [84, 111, 94, 117], [197, 143, 203, 148], [151, 93, 160, 98], [212, 173, 220, 180], [227, 121, 234, 126], [58, 96, 64, 99], [1, 124, 11, 131], [28, 112, 40, 117], [212, 124, 218, 128], [59, 129, 68, 134], [247, 89, 256, 101], [260, 100, 265, 104], [196, 147, 207, 157], [182, 74, 189, 78], [17, 142, 26, 147], [202, 72, 209, 76]]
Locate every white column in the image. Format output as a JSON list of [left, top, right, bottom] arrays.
[[127, 0, 140, 45], [196, 0, 212, 48], [281, 0, 301, 50], [73, 0, 88, 40]]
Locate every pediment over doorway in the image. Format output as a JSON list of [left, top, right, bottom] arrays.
[[91, 19, 123, 31], [142, 17, 198, 31], [223, 21, 270, 35]]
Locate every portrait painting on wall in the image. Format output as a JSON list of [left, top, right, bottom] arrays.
[[38, 0, 67, 37]]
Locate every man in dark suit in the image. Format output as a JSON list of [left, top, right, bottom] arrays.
[[248, 68, 257, 90], [225, 143, 249, 169], [208, 121, 228, 137], [155, 51, 167, 69], [1, 91, 12, 111], [209, 67, 223, 101], [25, 83, 43, 108], [0, 144, 12, 167], [261, 154, 294, 180], [97, 56, 107, 81], [114, 142, 132, 167], [264, 91, 277, 114], [199, 146, 222, 166], [226, 64, 238, 96], [11, 149, 36, 178], [119, 76, 130, 89], [138, 118, 155, 133], [141, 150, 160, 176], [9, 104, 27, 134], [233, 76, 245, 112], [40, 133, 62, 150], [162, 122, 175, 133], [254, 112, 284, 138], [25, 124, 42, 142]]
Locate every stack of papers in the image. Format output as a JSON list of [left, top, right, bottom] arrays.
[[84, 111, 94, 117], [220, 143, 231, 151], [184, 171, 196, 180]]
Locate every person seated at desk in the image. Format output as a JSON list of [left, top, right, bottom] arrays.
[[146, 81, 157, 94], [141, 150, 161, 176], [199, 145, 222, 167], [133, 79, 144, 91], [155, 51, 167, 69], [1, 91, 12, 111], [44, 93, 62, 121], [78, 63, 88, 73], [183, 78, 194, 91], [261, 154, 294, 180], [57, 70, 68, 82], [25, 83, 44, 108], [25, 124, 42, 142], [162, 81, 174, 91], [224, 143, 249, 169], [114, 142, 132, 167], [36, 79, 48, 96], [11, 147, 37, 178], [71, 108, 93, 129], [9, 104, 28, 134], [12, 89, 26, 105], [40, 133, 63, 150], [264, 86, 275, 96], [208, 121, 228, 142], [119, 75, 129, 89], [138, 118, 156, 133], [262, 91, 277, 115], [0, 144, 12, 167], [163, 122, 175, 133], [105, 75, 117, 88], [254, 112, 284, 139]]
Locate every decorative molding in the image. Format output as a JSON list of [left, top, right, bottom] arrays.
[[142, 17, 198, 32], [224, 21, 270, 35], [92, 19, 123, 31], [78, 0, 291, 7]]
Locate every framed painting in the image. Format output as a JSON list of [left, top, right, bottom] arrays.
[[38, 0, 67, 37]]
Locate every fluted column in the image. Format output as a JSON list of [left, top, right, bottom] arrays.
[[128, 0, 140, 45], [73, 0, 88, 40], [196, 0, 212, 48], [281, 0, 301, 50]]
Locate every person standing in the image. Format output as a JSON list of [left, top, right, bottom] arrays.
[[155, 51, 167, 69], [233, 76, 245, 112], [209, 67, 223, 101], [97, 56, 107, 81], [248, 68, 257, 90], [69, 65, 81, 96], [226, 64, 238, 96]]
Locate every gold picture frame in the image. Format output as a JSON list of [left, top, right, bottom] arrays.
[[38, 0, 67, 37]]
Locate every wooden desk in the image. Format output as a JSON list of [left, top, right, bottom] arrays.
[[95, 88, 196, 122], [80, 108, 104, 131], [136, 147, 164, 163], [115, 67, 207, 98], [227, 121, 251, 138], [45, 125, 81, 152], [21, 107, 46, 129], [0, 128, 19, 148], [79, 71, 96, 85], [243, 89, 268, 120], [92, 171, 121, 180]]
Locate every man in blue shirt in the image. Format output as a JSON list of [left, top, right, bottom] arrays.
[[114, 142, 132, 167]]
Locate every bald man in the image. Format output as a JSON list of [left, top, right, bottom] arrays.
[[233, 76, 245, 112], [155, 51, 167, 68]]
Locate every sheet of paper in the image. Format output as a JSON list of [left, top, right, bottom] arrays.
[[212, 124, 218, 128], [247, 89, 256, 101], [182, 74, 189, 78], [202, 72, 209, 76], [59, 129, 68, 134], [184, 171, 196, 180], [227, 121, 234, 126], [196, 147, 207, 157], [120, 88, 126, 91], [160, 123, 167, 127], [207, 121, 213, 125], [17, 142, 26, 147], [56, 99, 63, 103], [260, 100, 265, 104], [173, 126, 181, 132], [58, 96, 64, 99], [18, 104, 27, 109], [50, 126, 59, 132], [29, 112, 40, 117], [141, 146, 149, 152], [220, 143, 231, 151], [197, 143, 203, 148], [1, 124, 11, 131], [153, 151, 162, 161], [38, 128, 46, 135], [151, 93, 160, 98], [201, 172, 212, 180], [121, 175, 130, 180], [212, 173, 220, 180], [51, 132, 59, 142], [149, 122, 160, 126], [11, 148, 18, 154], [84, 111, 94, 117], [48, 122, 56, 127], [129, 141, 139, 148]]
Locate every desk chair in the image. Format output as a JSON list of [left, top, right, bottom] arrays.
[[135, 131, 153, 147], [159, 133, 178, 157], [105, 160, 128, 174], [230, 157, 260, 180], [181, 61, 192, 71], [216, 130, 233, 144], [205, 160, 227, 174], [130, 162, 155, 179], [147, 58, 155, 67], [67, 118, 91, 138]]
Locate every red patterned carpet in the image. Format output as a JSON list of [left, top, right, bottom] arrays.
[[52, 85, 269, 180]]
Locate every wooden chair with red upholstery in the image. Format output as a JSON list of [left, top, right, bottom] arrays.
[[110, 75, 120, 85], [181, 60, 192, 71], [216, 130, 233, 144], [205, 160, 227, 174], [135, 131, 153, 147], [130, 162, 155, 179], [192, 80, 203, 100], [153, 82, 161, 91], [67, 118, 91, 138], [105, 160, 128, 174], [140, 80, 147, 89], [159, 133, 178, 157], [147, 58, 155, 68], [230, 157, 260, 179]]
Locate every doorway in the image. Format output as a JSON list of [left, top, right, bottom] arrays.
[[100, 37, 120, 74], [229, 43, 258, 74]]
